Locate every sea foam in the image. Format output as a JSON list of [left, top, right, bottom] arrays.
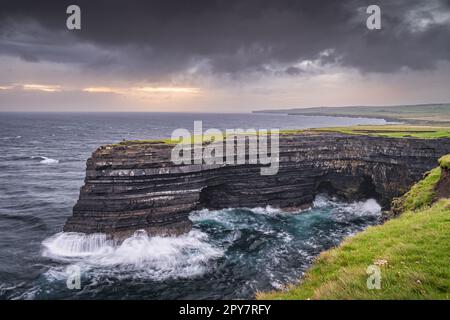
[[42, 229, 223, 280], [30, 156, 59, 164], [313, 194, 381, 215]]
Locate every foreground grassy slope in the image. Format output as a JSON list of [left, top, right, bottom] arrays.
[[258, 158, 450, 300]]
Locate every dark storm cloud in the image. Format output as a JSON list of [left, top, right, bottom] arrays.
[[1, 0, 449, 80]]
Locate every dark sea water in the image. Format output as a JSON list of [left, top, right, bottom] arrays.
[[0, 112, 387, 299]]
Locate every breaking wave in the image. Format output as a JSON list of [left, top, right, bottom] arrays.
[[0, 135, 21, 140], [42, 229, 223, 281], [191, 195, 381, 224], [31, 156, 59, 164], [313, 195, 382, 216]]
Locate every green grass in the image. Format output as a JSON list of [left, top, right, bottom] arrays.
[[310, 125, 450, 139], [391, 167, 442, 213], [111, 138, 175, 146], [439, 155, 450, 169], [108, 134, 222, 147], [108, 130, 275, 147], [258, 156, 450, 300]]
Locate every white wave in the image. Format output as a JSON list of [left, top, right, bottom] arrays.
[[313, 194, 381, 217], [191, 205, 288, 221], [39, 156, 59, 164], [31, 156, 59, 164], [189, 207, 293, 241], [250, 206, 284, 216], [42, 229, 223, 281], [344, 198, 382, 216], [0, 135, 21, 140], [189, 207, 284, 233], [313, 194, 338, 208], [190, 208, 222, 222], [42, 232, 113, 258]]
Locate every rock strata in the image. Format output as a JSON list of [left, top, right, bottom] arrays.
[[63, 133, 450, 239]]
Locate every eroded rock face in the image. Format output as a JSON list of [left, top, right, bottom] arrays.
[[63, 133, 450, 239]]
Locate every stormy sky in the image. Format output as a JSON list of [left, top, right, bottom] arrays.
[[1, 0, 450, 112]]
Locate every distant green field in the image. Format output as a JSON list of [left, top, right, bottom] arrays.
[[255, 104, 450, 125]]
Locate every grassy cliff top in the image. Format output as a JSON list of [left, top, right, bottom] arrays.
[[110, 125, 450, 147], [258, 155, 450, 300], [308, 125, 450, 139]]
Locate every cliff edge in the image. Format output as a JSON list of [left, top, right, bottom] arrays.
[[63, 132, 450, 239]]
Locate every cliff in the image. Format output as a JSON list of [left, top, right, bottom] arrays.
[[63, 133, 450, 239]]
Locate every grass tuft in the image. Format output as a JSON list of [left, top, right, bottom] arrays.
[[439, 154, 450, 169]]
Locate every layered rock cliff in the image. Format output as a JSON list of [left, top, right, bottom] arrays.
[[63, 133, 450, 239]]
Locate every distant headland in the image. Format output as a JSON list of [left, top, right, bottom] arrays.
[[253, 104, 450, 126]]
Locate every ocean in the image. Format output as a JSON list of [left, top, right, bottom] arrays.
[[0, 112, 387, 299]]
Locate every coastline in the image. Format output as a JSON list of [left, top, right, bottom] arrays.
[[253, 104, 450, 126]]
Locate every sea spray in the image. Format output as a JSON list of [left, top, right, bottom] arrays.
[[42, 232, 113, 258], [42, 229, 223, 281], [313, 195, 382, 216], [31, 156, 59, 164]]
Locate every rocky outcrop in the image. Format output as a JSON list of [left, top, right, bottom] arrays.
[[63, 133, 450, 239]]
